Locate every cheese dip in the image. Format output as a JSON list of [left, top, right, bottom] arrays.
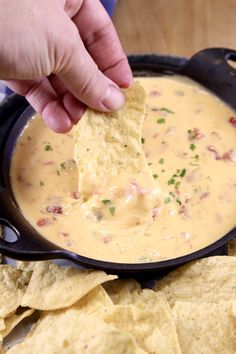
[[10, 76, 236, 263]]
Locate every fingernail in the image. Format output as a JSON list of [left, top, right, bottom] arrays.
[[120, 69, 134, 88], [102, 85, 125, 111]]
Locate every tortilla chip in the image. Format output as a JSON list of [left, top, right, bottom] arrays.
[[105, 290, 181, 354], [74, 285, 114, 318], [0, 307, 34, 339], [74, 82, 162, 236], [103, 279, 141, 304], [16, 261, 37, 272], [154, 256, 236, 305], [7, 309, 145, 354], [74, 82, 149, 183], [172, 301, 236, 354], [0, 265, 31, 318], [21, 261, 117, 310]]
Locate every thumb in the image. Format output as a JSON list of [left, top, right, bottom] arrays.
[[55, 31, 125, 112]]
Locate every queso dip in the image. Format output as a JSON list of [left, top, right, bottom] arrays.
[[11, 76, 236, 263]]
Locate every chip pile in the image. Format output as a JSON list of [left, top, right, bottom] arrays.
[[0, 256, 235, 353]]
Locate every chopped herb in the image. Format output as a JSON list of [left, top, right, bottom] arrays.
[[169, 191, 182, 206], [102, 199, 112, 205], [148, 162, 152, 166], [161, 141, 166, 144], [170, 168, 186, 186], [168, 177, 175, 185], [159, 107, 174, 114], [164, 196, 171, 204], [187, 129, 194, 140], [190, 143, 196, 151], [40, 181, 44, 186], [161, 169, 165, 173], [45, 144, 52, 151], [141, 137, 145, 144], [60, 162, 66, 169], [56, 170, 60, 176], [173, 169, 180, 178], [83, 197, 88, 202], [176, 199, 182, 205], [159, 158, 164, 164], [153, 174, 158, 179], [109, 206, 116, 216], [180, 168, 186, 177], [157, 118, 166, 124], [175, 181, 181, 189], [86, 148, 90, 152], [190, 154, 200, 166]]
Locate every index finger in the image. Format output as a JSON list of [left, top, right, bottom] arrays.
[[72, 0, 133, 88]]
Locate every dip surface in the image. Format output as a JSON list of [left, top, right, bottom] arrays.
[[11, 76, 236, 263]]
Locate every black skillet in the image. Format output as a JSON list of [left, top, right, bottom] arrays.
[[0, 47, 236, 275]]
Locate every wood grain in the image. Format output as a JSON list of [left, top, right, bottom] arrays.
[[113, 0, 236, 57]]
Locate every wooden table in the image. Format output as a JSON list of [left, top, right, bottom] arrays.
[[113, 0, 236, 58]]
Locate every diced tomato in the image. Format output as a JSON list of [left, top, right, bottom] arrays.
[[152, 207, 160, 221], [36, 218, 50, 227], [178, 205, 190, 218], [72, 191, 81, 200], [229, 117, 236, 127], [200, 192, 210, 200], [207, 146, 221, 160], [189, 128, 205, 140], [46, 206, 63, 214], [222, 149, 236, 163]]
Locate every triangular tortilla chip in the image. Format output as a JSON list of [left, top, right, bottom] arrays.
[[0, 265, 31, 318], [0, 307, 34, 339], [154, 256, 236, 305], [74, 82, 162, 235], [172, 301, 236, 354], [7, 308, 145, 354], [21, 261, 117, 310], [105, 290, 181, 354]]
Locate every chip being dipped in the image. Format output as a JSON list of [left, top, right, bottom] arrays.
[[74, 82, 162, 236]]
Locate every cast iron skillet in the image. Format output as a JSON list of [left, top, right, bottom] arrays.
[[0, 47, 236, 275]]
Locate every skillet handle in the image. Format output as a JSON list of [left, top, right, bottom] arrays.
[[0, 188, 71, 261], [180, 47, 236, 110]]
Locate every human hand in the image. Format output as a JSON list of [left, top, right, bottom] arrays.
[[0, 0, 132, 132]]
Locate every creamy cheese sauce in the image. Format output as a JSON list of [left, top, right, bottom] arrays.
[[10, 76, 236, 263]]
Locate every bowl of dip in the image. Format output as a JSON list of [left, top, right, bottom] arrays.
[[0, 48, 236, 274]]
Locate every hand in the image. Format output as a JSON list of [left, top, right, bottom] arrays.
[[0, 0, 132, 132]]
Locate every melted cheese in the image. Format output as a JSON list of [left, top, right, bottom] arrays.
[[10, 76, 236, 263]]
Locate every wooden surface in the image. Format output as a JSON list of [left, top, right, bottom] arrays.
[[113, 0, 236, 58]]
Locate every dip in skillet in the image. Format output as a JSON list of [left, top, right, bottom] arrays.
[[11, 76, 236, 263]]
